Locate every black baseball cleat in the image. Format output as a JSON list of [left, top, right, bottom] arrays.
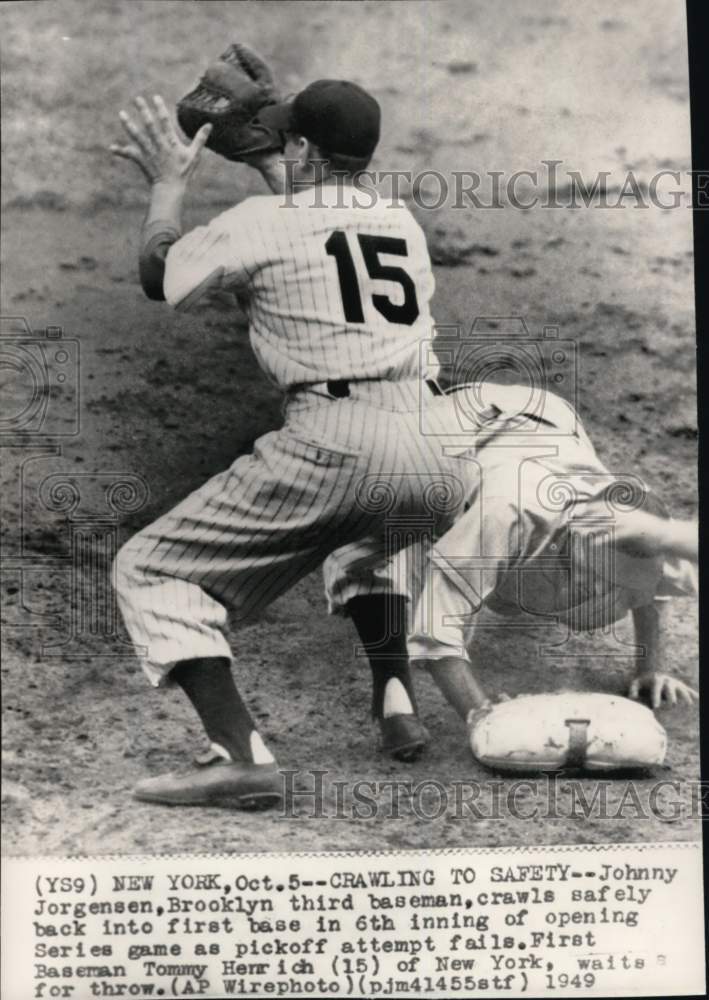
[[379, 714, 430, 762], [133, 759, 283, 810]]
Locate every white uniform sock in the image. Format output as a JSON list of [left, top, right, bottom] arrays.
[[382, 677, 415, 718]]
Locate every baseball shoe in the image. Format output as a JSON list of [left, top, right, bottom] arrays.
[[379, 714, 429, 762], [133, 758, 283, 810]]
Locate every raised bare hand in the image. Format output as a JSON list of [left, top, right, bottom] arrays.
[[110, 95, 211, 185]]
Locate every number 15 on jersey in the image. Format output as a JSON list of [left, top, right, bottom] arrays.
[[325, 231, 420, 326]]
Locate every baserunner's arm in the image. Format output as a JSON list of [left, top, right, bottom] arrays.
[[423, 654, 492, 719], [628, 601, 697, 707], [613, 510, 698, 562]]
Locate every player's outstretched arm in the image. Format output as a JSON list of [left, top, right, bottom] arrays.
[[659, 518, 698, 562], [628, 601, 697, 708], [110, 96, 212, 299], [613, 510, 698, 563]]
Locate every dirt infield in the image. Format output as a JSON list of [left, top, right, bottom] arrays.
[[1, 0, 698, 855]]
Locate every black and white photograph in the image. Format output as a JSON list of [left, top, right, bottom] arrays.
[[1, 1, 704, 997]]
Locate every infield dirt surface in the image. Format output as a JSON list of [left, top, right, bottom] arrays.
[[1, 1, 698, 855]]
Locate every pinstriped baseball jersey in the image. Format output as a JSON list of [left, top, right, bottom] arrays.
[[164, 184, 437, 387], [115, 177, 475, 686]]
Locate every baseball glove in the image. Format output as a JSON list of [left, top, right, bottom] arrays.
[[177, 42, 282, 162]]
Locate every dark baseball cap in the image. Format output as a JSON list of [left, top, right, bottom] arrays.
[[257, 79, 381, 157]]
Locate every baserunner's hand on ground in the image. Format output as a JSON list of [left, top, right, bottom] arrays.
[[110, 95, 212, 185], [628, 672, 698, 709]]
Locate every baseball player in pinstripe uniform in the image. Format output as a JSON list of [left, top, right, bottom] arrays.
[[110, 81, 471, 808], [325, 382, 697, 733]]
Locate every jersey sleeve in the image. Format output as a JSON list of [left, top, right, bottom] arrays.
[[139, 221, 181, 301], [163, 199, 265, 311]]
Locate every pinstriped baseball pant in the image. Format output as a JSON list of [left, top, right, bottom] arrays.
[[114, 381, 470, 686]]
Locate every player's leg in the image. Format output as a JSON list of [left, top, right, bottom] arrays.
[[323, 542, 429, 759], [347, 593, 429, 761], [114, 427, 367, 807], [317, 391, 482, 760], [170, 657, 273, 765], [113, 467, 280, 804], [128, 654, 281, 809], [115, 394, 468, 804]]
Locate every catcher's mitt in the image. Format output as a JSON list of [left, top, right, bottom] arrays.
[[177, 43, 282, 162]]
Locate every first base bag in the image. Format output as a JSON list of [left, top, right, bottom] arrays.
[[469, 691, 667, 773]]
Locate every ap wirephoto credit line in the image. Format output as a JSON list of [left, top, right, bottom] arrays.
[[0, 1, 704, 998]]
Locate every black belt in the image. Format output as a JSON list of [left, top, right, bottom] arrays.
[[325, 378, 444, 398]]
